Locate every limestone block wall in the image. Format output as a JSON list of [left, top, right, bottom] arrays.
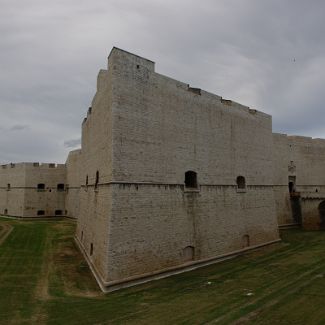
[[24, 163, 66, 217], [272, 133, 293, 225], [0, 163, 25, 216], [76, 60, 115, 279], [66, 149, 82, 219], [0, 162, 66, 217], [273, 133, 325, 227], [76, 47, 280, 289]]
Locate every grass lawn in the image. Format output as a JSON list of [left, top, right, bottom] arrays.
[[1, 218, 325, 324]]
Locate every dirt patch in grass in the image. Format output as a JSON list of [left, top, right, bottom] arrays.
[[0, 222, 13, 246], [49, 221, 101, 298]]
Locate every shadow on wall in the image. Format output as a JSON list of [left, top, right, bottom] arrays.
[[319, 201, 325, 229]]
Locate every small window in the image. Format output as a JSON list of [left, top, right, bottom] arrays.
[[183, 246, 195, 262], [57, 184, 65, 191], [185, 171, 198, 189], [236, 176, 246, 189], [86, 175, 88, 187], [37, 210, 45, 216], [289, 182, 294, 193], [7, 184, 10, 191], [288, 176, 296, 194], [136, 64, 140, 69], [4, 209, 8, 215], [49, 163, 55, 168], [95, 171, 99, 190], [242, 234, 250, 248], [81, 231, 84, 241], [90, 243, 94, 256], [37, 183, 45, 190], [55, 210, 62, 216]]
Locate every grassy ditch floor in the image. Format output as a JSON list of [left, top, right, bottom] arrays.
[[1, 219, 325, 324]]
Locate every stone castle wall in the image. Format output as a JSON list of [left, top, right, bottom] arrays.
[[0, 163, 66, 217], [76, 48, 280, 290], [2, 47, 325, 291], [273, 133, 325, 228], [0, 163, 26, 217], [66, 149, 82, 219]]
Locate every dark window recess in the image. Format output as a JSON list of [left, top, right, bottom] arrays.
[[55, 210, 62, 216], [57, 183, 65, 191], [95, 171, 99, 189], [37, 183, 45, 190], [185, 171, 198, 189], [136, 64, 140, 69], [4, 209, 8, 215], [183, 246, 194, 261], [288, 176, 296, 194], [319, 201, 325, 229], [242, 234, 250, 248], [90, 243, 94, 256], [81, 231, 84, 241], [86, 175, 88, 187], [7, 184, 10, 190], [37, 210, 45, 216], [49, 163, 55, 168], [289, 182, 294, 193], [236, 176, 246, 189]]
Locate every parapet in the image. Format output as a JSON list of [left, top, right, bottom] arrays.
[[108, 47, 155, 72], [1, 162, 66, 169], [273, 132, 325, 147]]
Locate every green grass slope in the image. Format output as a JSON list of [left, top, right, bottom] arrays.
[[1, 217, 325, 324]]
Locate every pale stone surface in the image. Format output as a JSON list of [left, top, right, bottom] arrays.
[[0, 163, 66, 217], [273, 133, 325, 228], [65, 149, 82, 219], [76, 47, 280, 288], [2, 47, 325, 290]]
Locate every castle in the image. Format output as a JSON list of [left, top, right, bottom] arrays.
[[1, 47, 325, 291]]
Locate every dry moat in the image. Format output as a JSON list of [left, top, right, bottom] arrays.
[[1, 217, 325, 324]]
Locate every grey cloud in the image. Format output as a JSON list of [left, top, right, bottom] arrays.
[[1, 0, 325, 163], [10, 124, 29, 131], [64, 138, 81, 148]]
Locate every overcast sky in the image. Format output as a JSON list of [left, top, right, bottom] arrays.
[[1, 0, 325, 163]]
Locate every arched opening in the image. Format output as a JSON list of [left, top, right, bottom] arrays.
[[185, 171, 197, 189], [236, 176, 246, 189], [242, 234, 250, 248], [37, 183, 45, 190], [288, 182, 294, 193], [318, 201, 325, 229], [95, 171, 99, 190], [183, 246, 194, 262]]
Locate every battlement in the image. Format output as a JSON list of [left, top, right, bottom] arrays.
[[273, 132, 325, 146], [1, 162, 66, 169]]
